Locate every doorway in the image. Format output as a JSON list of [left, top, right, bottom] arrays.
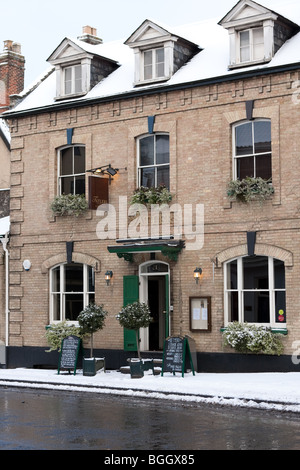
[[139, 261, 170, 351]]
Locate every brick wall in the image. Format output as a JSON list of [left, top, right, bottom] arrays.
[[6, 68, 300, 358]]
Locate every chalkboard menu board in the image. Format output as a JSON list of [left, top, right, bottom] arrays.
[[161, 336, 195, 377], [58, 335, 81, 375]]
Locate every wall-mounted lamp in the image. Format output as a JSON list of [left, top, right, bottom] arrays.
[[105, 270, 113, 286], [87, 164, 127, 184], [194, 268, 203, 284], [87, 164, 119, 176]]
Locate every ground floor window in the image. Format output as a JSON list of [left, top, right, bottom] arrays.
[[50, 263, 95, 322], [224, 256, 286, 328]]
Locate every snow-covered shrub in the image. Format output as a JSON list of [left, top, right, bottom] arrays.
[[223, 322, 284, 355], [45, 320, 83, 352]]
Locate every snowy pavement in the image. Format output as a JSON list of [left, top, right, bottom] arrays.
[[1, 367, 300, 413]]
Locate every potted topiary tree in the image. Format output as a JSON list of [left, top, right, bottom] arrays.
[[117, 301, 152, 378], [78, 303, 108, 376]]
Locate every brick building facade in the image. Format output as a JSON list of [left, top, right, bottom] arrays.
[[0, 38, 24, 364], [2, 0, 300, 371]]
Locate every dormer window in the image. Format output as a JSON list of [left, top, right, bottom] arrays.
[[219, 0, 300, 69], [125, 19, 199, 86], [47, 26, 119, 101]]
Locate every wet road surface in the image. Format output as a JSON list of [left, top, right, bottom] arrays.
[[0, 387, 299, 450]]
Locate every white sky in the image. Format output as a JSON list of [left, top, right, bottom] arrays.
[[0, 0, 294, 86]]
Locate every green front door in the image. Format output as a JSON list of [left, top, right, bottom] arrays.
[[165, 274, 169, 339], [123, 275, 139, 351]]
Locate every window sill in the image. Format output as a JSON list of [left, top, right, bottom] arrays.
[[228, 58, 271, 70], [133, 76, 170, 87], [54, 91, 88, 101], [220, 326, 288, 335]]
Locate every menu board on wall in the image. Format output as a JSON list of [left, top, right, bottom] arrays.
[[190, 297, 211, 331]]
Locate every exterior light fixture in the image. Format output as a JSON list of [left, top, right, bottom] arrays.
[[194, 268, 202, 284], [87, 164, 126, 184], [105, 270, 113, 286]]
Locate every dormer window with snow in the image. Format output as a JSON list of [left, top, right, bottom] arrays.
[[47, 26, 119, 100], [125, 20, 199, 86], [219, 0, 299, 69]]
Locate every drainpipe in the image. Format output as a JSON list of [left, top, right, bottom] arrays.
[[1, 232, 9, 348]]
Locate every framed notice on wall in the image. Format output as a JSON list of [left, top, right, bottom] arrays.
[[189, 297, 211, 331]]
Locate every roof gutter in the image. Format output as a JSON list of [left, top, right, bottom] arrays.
[[0, 232, 9, 349], [2, 61, 300, 120]]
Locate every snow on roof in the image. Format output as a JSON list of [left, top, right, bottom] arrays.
[[0, 119, 10, 145], [8, 0, 300, 114], [0, 216, 10, 237]]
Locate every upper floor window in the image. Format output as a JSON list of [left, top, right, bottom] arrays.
[[143, 48, 165, 81], [64, 64, 82, 95], [218, 0, 300, 69], [58, 145, 86, 195], [239, 27, 264, 63], [125, 19, 199, 86], [224, 256, 286, 328], [47, 35, 119, 101], [138, 134, 170, 189], [50, 263, 95, 323], [233, 120, 272, 180]]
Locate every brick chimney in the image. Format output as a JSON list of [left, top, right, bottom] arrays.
[[77, 26, 102, 45], [0, 40, 25, 111]]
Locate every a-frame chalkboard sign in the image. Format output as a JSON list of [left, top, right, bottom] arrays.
[[58, 335, 82, 376], [161, 336, 195, 377]]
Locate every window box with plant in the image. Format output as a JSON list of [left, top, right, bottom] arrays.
[[50, 193, 88, 217], [130, 184, 172, 206], [227, 177, 274, 204]]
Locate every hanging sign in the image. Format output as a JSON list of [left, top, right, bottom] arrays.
[[88, 176, 109, 210], [58, 335, 81, 376], [161, 336, 195, 377]]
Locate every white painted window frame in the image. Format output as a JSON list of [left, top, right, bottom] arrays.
[[224, 256, 286, 329], [232, 119, 272, 180], [238, 27, 264, 64], [57, 145, 86, 196], [50, 263, 95, 324], [137, 133, 170, 189]]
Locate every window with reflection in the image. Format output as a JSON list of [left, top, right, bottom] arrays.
[[50, 263, 95, 322], [143, 48, 165, 80], [225, 256, 286, 327], [233, 120, 272, 180], [58, 145, 85, 195], [138, 134, 170, 189], [239, 28, 264, 63]]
